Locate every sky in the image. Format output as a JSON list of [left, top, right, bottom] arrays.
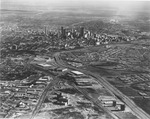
[[1, 0, 150, 13]]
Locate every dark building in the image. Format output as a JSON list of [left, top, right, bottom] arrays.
[[80, 27, 84, 37], [63, 29, 66, 38], [112, 101, 116, 107], [61, 27, 66, 38], [61, 27, 64, 35], [111, 104, 125, 111], [120, 104, 125, 111], [94, 33, 96, 38], [11, 44, 17, 50]]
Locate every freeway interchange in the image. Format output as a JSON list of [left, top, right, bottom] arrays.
[[53, 50, 150, 119], [29, 45, 150, 119]]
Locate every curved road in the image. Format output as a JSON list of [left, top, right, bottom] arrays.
[[54, 51, 150, 119], [29, 47, 150, 119], [30, 63, 117, 119]]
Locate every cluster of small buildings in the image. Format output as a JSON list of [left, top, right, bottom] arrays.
[[69, 70, 126, 112], [116, 74, 150, 99], [61, 46, 123, 67], [99, 96, 125, 111], [0, 75, 52, 118], [119, 74, 150, 85]]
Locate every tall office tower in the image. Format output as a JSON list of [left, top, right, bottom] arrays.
[[80, 27, 84, 37], [63, 28, 66, 38], [63, 29, 66, 36], [61, 27, 64, 35], [45, 26, 47, 35], [61, 27, 66, 38]]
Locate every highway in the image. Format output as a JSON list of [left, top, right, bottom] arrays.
[[68, 81, 119, 119], [54, 52, 150, 119], [29, 61, 118, 119]]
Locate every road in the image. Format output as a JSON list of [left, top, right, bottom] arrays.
[[29, 61, 118, 119], [29, 64, 67, 119], [54, 51, 150, 119], [30, 77, 60, 119], [69, 82, 119, 119]]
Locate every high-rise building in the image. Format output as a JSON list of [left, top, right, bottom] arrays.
[[80, 27, 84, 37], [61, 27, 66, 38], [63, 29, 66, 37], [45, 26, 47, 35], [61, 27, 64, 35]]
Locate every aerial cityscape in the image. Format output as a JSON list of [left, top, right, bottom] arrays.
[[0, 0, 150, 119]]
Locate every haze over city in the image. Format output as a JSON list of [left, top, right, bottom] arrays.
[[0, 0, 150, 119], [2, 0, 150, 13]]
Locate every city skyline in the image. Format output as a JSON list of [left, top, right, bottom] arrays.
[[1, 0, 150, 118]]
